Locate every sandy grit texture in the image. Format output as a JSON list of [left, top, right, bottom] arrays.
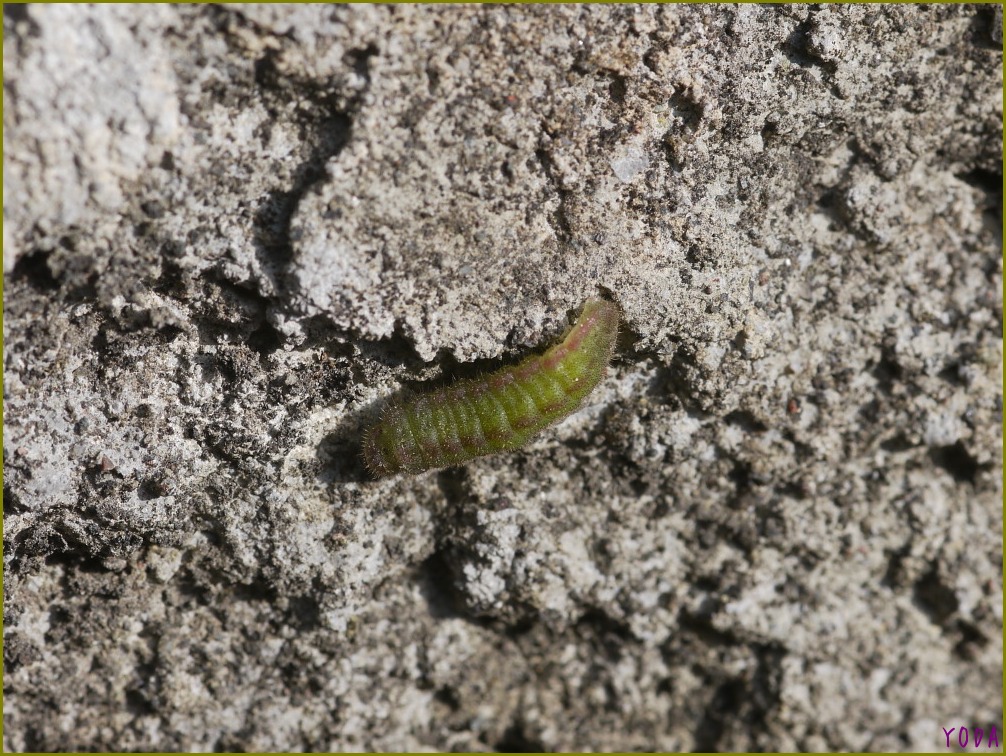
[[3, 4, 1002, 751]]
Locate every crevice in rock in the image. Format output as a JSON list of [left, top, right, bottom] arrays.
[[10, 248, 60, 291], [912, 566, 958, 625], [929, 441, 980, 485], [494, 719, 545, 753], [416, 550, 465, 620], [533, 146, 575, 247]]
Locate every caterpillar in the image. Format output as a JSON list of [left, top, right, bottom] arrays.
[[363, 298, 620, 478]]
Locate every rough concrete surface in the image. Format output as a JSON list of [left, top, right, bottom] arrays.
[[3, 4, 1002, 752]]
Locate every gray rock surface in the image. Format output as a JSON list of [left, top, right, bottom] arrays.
[[3, 4, 1002, 751]]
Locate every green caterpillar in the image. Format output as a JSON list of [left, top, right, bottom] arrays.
[[363, 298, 620, 477]]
